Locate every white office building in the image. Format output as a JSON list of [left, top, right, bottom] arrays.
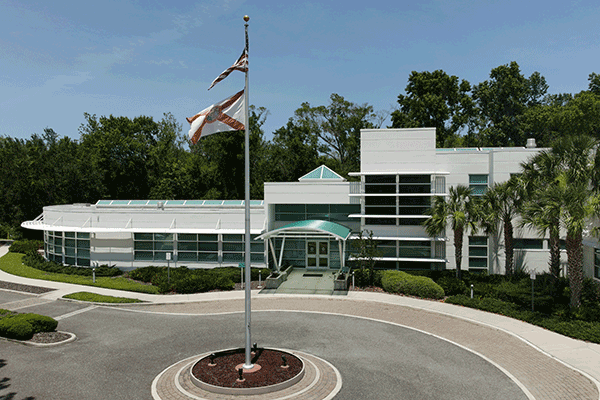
[[21, 128, 600, 280]]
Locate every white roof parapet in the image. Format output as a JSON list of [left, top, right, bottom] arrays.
[[348, 171, 450, 176], [19, 221, 263, 235]]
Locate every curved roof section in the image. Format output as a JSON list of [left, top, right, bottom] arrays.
[[255, 219, 351, 241], [95, 200, 263, 206]]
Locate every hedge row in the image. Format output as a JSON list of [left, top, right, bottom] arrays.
[[23, 251, 123, 277], [380, 270, 445, 299], [446, 295, 600, 344], [127, 266, 270, 294], [0, 310, 58, 340], [9, 240, 43, 254]]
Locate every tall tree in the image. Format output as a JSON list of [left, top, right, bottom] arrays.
[[589, 72, 600, 95], [78, 114, 159, 199], [293, 94, 376, 176], [391, 70, 473, 148], [469, 62, 548, 147], [424, 185, 477, 279], [269, 118, 320, 182]]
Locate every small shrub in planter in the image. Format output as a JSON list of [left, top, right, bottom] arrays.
[[0, 317, 34, 340], [381, 270, 445, 299]]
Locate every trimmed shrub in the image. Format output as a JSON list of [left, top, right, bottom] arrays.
[[14, 313, 58, 333], [9, 240, 43, 254], [436, 276, 468, 296], [381, 270, 445, 299], [351, 268, 383, 287], [133, 266, 265, 294], [0, 316, 34, 340], [445, 294, 600, 344], [22, 251, 122, 277], [128, 266, 162, 283]]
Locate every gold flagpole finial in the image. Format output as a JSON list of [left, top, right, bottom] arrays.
[[243, 15, 249, 22]]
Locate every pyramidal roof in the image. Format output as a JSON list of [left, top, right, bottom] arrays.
[[298, 165, 346, 181]]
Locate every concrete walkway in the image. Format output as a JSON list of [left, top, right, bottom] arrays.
[[2, 244, 600, 399]]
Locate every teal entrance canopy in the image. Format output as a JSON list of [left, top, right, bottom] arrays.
[[255, 220, 351, 273], [255, 219, 352, 241]]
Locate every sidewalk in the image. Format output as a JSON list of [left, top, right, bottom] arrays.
[[1, 244, 600, 396]]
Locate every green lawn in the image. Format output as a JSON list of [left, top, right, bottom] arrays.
[[0, 253, 159, 294], [63, 292, 144, 303]]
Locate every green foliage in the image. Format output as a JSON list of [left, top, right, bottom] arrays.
[[63, 292, 143, 303], [13, 313, 58, 333], [0, 312, 57, 340], [23, 251, 122, 277], [381, 270, 445, 299], [291, 93, 377, 177], [9, 239, 43, 254], [129, 266, 268, 294], [445, 294, 600, 344], [391, 69, 473, 147], [0, 252, 159, 294], [351, 268, 382, 287], [436, 275, 468, 296], [127, 266, 163, 283], [0, 317, 34, 340]]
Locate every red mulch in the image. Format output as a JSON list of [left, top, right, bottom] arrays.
[[192, 348, 302, 389]]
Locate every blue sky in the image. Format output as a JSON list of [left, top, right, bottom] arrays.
[[1, 0, 598, 142]]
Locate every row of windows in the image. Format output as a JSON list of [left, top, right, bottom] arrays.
[[365, 218, 425, 226], [373, 240, 432, 258], [133, 233, 265, 263], [274, 204, 360, 223]]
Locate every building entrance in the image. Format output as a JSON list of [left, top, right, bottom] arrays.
[[307, 240, 329, 268]]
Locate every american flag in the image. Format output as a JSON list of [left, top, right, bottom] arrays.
[[207, 49, 248, 90]]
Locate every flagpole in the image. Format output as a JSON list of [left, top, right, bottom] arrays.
[[242, 14, 253, 370]]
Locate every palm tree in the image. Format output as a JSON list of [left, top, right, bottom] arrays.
[[544, 135, 599, 308], [477, 179, 524, 276], [425, 185, 477, 279], [519, 152, 563, 278]]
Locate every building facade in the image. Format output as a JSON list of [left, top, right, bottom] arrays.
[[21, 128, 600, 280]]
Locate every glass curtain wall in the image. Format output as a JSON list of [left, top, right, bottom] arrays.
[[44, 231, 90, 266]]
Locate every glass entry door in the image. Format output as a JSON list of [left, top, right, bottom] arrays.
[[307, 241, 329, 269]]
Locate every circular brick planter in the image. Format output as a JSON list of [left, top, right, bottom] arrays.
[[190, 347, 305, 396]]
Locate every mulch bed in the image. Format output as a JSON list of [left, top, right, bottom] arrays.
[[28, 331, 72, 344], [0, 280, 55, 294], [192, 348, 302, 389]]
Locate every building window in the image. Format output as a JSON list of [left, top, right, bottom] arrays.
[[595, 249, 600, 280], [469, 175, 488, 196], [274, 203, 360, 226], [469, 236, 488, 271], [44, 231, 90, 267], [134, 233, 175, 262], [513, 238, 544, 250]]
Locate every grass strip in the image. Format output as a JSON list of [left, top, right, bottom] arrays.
[[63, 292, 143, 303], [0, 253, 159, 294]]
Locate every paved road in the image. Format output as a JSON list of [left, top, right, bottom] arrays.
[[0, 297, 528, 400]]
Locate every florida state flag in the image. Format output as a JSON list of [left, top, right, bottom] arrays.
[[186, 90, 245, 144]]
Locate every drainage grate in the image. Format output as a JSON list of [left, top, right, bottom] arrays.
[[302, 273, 324, 277]]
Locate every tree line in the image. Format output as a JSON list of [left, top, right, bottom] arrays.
[[0, 61, 598, 238]]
